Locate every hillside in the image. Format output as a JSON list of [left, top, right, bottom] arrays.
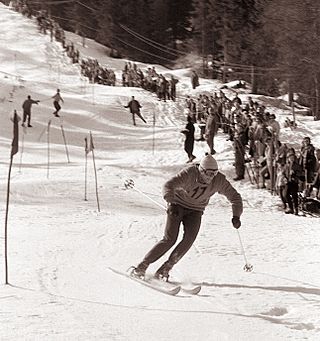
[[0, 4, 320, 341]]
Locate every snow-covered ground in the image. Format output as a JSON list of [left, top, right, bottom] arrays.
[[0, 4, 320, 340]]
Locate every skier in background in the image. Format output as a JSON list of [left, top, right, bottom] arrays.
[[21, 95, 40, 127], [52, 88, 64, 117], [124, 96, 147, 126], [132, 154, 243, 280]]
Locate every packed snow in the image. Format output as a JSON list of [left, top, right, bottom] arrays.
[[0, 4, 319, 340]]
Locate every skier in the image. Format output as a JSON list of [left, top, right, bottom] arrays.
[[124, 96, 146, 126], [132, 154, 243, 280], [21, 95, 40, 127], [52, 89, 64, 117]]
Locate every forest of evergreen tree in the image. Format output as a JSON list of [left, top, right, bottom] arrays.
[[10, 0, 320, 119]]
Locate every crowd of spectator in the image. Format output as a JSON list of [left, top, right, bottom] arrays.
[[182, 90, 320, 215], [10, 1, 183, 99], [121, 62, 179, 101], [80, 59, 116, 86]]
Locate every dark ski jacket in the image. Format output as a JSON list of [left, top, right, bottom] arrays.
[[125, 100, 141, 114], [22, 99, 39, 113]]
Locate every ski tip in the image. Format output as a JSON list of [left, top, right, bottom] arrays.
[[182, 285, 201, 295], [168, 286, 181, 295]]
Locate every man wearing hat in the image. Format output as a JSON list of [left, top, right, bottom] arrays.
[[267, 113, 280, 141], [132, 154, 243, 280], [283, 148, 303, 214]]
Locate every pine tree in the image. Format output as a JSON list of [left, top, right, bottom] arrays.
[[261, 0, 320, 118]]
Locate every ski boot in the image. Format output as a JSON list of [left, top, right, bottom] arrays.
[[285, 208, 293, 214], [130, 261, 148, 280], [154, 261, 173, 282]]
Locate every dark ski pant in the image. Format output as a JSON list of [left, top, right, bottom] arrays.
[[53, 101, 61, 115], [22, 110, 31, 125], [142, 204, 203, 267], [184, 138, 195, 160], [234, 139, 245, 178], [283, 181, 299, 211], [206, 133, 215, 154], [132, 111, 146, 126]]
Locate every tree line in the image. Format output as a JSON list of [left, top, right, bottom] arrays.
[[7, 0, 320, 119]]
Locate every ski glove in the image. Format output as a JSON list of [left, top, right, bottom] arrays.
[[232, 216, 241, 229]]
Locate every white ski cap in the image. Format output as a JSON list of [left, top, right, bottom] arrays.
[[200, 154, 218, 170]]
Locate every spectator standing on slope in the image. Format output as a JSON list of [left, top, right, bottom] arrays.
[[283, 148, 303, 215], [181, 115, 196, 163], [299, 136, 317, 196], [22, 95, 40, 127], [191, 70, 199, 89], [205, 104, 219, 155]]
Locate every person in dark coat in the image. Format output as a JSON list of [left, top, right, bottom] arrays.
[[283, 148, 303, 215], [233, 114, 248, 181], [191, 70, 199, 89], [205, 105, 219, 155], [124, 96, 146, 126], [299, 136, 317, 196], [169, 76, 179, 101], [22, 95, 40, 127], [308, 148, 320, 199], [181, 115, 196, 163]]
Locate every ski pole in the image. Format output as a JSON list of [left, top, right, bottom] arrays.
[[40, 97, 53, 102], [124, 179, 166, 210], [236, 230, 253, 272]]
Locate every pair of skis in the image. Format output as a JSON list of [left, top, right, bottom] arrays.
[[108, 267, 201, 296]]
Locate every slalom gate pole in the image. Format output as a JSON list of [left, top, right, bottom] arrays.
[[5, 111, 19, 284], [236, 230, 253, 272], [90, 134, 100, 212], [47, 119, 51, 179], [84, 144, 88, 201], [4, 155, 14, 284], [152, 110, 156, 155], [92, 83, 95, 105], [19, 128, 25, 173], [60, 119, 70, 163], [38, 125, 47, 142]]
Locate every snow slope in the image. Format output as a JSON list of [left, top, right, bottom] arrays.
[[0, 4, 319, 340]]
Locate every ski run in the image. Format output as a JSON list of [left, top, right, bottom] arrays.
[[0, 4, 320, 341]]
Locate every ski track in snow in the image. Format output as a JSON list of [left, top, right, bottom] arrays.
[[0, 4, 320, 340]]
